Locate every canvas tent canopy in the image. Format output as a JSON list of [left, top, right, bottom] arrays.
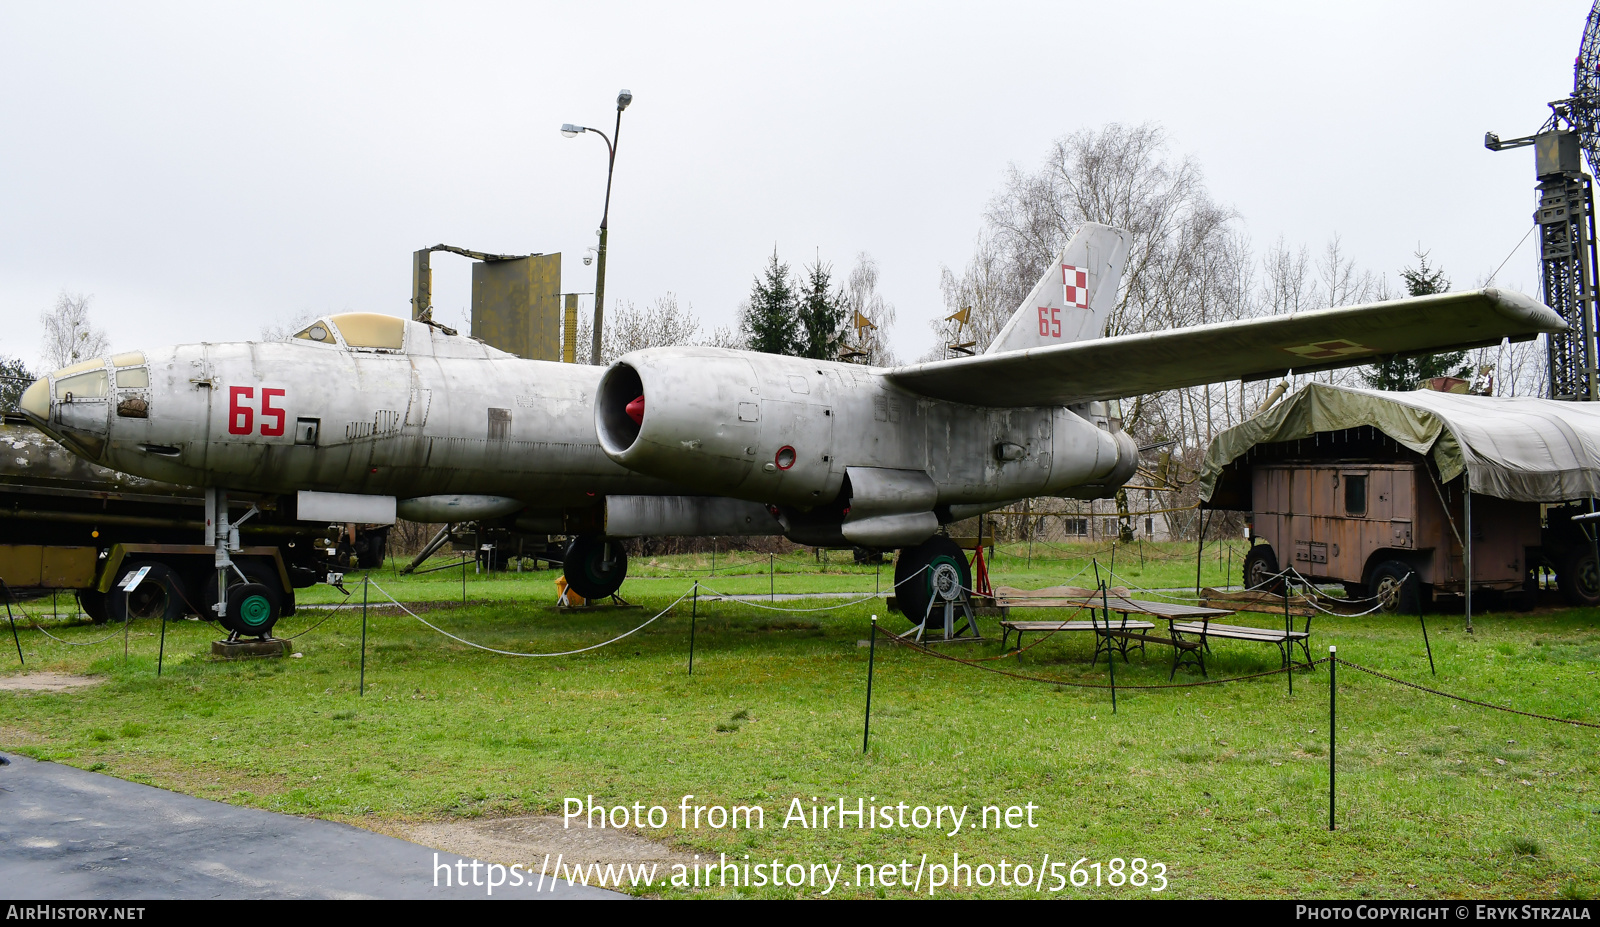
[[1198, 383, 1600, 504]]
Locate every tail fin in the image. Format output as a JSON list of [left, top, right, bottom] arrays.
[[985, 223, 1131, 355]]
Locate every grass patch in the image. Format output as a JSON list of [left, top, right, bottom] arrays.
[[2, 554, 1598, 898]]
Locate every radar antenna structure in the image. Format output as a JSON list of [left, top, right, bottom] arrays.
[[1485, 1, 1600, 401]]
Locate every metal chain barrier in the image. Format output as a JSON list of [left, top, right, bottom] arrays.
[[1334, 657, 1600, 729], [889, 635, 1328, 690], [367, 578, 695, 658]]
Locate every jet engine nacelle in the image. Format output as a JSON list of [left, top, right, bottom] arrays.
[[596, 348, 840, 506]]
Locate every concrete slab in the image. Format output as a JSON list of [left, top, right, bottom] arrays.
[[0, 753, 622, 900]]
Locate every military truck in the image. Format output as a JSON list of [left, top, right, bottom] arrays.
[[0, 414, 387, 632]]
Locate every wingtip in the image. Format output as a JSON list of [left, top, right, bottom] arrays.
[[1481, 287, 1569, 333]]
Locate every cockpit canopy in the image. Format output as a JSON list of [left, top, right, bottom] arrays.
[[289, 313, 512, 359], [294, 313, 405, 350]]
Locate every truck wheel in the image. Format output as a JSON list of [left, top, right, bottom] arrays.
[[563, 535, 628, 600], [77, 589, 109, 625], [106, 561, 189, 624], [1241, 545, 1283, 594], [1557, 547, 1600, 606], [356, 527, 390, 570], [220, 582, 281, 637], [894, 536, 970, 626], [1370, 561, 1420, 613]]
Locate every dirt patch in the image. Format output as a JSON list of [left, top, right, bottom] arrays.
[[0, 673, 102, 692], [393, 815, 692, 868]]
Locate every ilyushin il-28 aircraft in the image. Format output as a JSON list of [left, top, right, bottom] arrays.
[[18, 224, 1566, 631]]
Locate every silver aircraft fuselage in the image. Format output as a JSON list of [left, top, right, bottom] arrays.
[[18, 314, 1133, 542]]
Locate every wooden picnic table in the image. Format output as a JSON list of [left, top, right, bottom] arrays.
[[994, 586, 1234, 676]]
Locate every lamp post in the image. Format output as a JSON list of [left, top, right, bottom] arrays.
[[562, 88, 632, 365]]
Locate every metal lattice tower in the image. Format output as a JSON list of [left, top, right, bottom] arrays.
[[1486, 1, 1600, 400]]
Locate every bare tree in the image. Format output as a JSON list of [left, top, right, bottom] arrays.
[[576, 292, 735, 365], [841, 252, 898, 365], [934, 231, 1013, 358], [40, 292, 108, 369], [259, 311, 322, 342]]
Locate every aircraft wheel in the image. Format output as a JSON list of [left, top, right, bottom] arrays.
[[893, 536, 970, 626], [563, 535, 628, 600], [220, 582, 281, 637], [107, 561, 189, 624], [1241, 545, 1283, 594], [203, 558, 293, 622]]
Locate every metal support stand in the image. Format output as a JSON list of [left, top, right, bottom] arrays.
[[899, 563, 980, 643]]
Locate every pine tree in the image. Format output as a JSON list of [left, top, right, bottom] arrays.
[[796, 258, 847, 360], [740, 249, 800, 355], [1359, 250, 1468, 391]]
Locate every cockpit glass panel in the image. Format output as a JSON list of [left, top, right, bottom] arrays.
[[111, 352, 146, 368], [56, 370, 109, 399], [293, 321, 335, 344], [328, 313, 405, 350], [114, 368, 150, 388]]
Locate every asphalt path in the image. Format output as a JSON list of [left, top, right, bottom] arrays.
[[0, 753, 621, 900]]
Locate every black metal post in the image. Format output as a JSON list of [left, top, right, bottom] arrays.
[[863, 615, 877, 752], [157, 610, 168, 678], [1328, 645, 1337, 831], [1195, 509, 1210, 597], [1417, 576, 1436, 676], [360, 576, 368, 697], [688, 590, 697, 677], [462, 553, 467, 605], [3, 580, 23, 665], [1285, 576, 1293, 696], [770, 554, 775, 603], [1094, 560, 1116, 714]]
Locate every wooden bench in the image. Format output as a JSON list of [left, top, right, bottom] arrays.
[[1167, 619, 1314, 673]]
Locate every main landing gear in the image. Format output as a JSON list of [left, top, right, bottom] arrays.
[[562, 535, 629, 601]]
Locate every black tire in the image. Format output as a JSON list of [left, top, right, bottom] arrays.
[[356, 528, 390, 570], [220, 582, 281, 637], [203, 557, 295, 621], [563, 535, 628, 600], [1241, 545, 1283, 594], [1369, 560, 1421, 613], [893, 537, 971, 626], [106, 561, 189, 624], [77, 588, 108, 625], [1557, 547, 1600, 606]]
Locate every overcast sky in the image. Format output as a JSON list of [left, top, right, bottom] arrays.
[[0, 1, 1587, 370]]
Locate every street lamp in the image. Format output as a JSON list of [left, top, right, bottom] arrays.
[[561, 89, 632, 365]]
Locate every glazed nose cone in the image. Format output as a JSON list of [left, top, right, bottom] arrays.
[[18, 376, 49, 422]]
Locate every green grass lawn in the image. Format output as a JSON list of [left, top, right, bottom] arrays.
[[2, 551, 1596, 899]]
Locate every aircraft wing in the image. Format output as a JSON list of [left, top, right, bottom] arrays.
[[886, 288, 1566, 406]]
